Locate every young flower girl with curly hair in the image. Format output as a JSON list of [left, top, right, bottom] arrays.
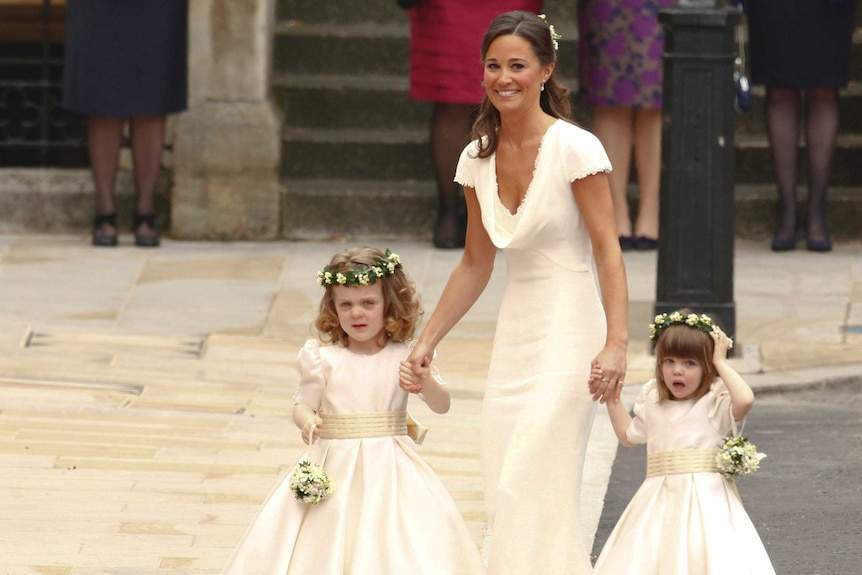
[[592, 310, 774, 574], [219, 246, 485, 574]]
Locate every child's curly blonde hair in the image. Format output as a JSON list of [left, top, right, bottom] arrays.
[[315, 247, 421, 348]]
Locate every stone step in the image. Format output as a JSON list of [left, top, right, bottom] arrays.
[[280, 126, 862, 187], [281, 178, 862, 242], [0, 168, 171, 233], [273, 70, 862, 138], [276, 0, 581, 27], [272, 21, 581, 79], [277, 0, 409, 25], [734, 83, 862, 136]]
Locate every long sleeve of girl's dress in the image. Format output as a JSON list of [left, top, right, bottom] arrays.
[[294, 339, 325, 411]]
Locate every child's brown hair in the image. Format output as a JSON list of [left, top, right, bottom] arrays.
[[654, 309, 720, 403], [315, 247, 421, 348]]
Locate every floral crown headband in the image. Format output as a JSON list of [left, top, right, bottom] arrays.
[[649, 311, 734, 349], [538, 14, 562, 51], [316, 249, 402, 288]]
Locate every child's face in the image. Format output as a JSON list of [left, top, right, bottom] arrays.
[[333, 283, 386, 354], [660, 356, 705, 401]]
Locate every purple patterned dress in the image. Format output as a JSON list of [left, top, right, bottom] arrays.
[[577, 0, 674, 108]]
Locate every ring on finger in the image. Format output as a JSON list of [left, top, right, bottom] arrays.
[[600, 377, 609, 382]]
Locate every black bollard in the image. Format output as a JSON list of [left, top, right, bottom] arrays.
[[654, 0, 741, 347]]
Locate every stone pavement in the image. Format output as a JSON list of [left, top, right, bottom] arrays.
[[0, 233, 859, 574]]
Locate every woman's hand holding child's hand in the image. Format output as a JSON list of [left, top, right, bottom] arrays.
[[301, 415, 323, 445], [400, 359, 428, 394], [589, 349, 626, 405]]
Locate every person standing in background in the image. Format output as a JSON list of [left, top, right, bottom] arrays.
[[63, 0, 188, 247], [406, 0, 542, 249], [748, 0, 858, 252], [577, 0, 674, 251]]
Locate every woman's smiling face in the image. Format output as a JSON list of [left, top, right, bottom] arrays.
[[483, 34, 551, 113]]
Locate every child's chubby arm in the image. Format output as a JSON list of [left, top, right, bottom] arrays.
[[606, 397, 636, 447], [711, 329, 754, 421], [591, 365, 636, 446], [399, 358, 451, 414], [292, 403, 323, 445]]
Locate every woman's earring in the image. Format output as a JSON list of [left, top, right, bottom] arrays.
[[541, 81, 545, 92]]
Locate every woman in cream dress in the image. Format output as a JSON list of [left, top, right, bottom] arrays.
[[406, 11, 629, 575]]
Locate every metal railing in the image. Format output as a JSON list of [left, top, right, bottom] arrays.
[[0, 0, 86, 166]]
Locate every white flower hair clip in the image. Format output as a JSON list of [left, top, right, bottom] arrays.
[[538, 14, 562, 51]]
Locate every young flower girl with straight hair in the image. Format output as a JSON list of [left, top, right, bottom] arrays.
[[219, 246, 485, 575], [592, 310, 775, 574]]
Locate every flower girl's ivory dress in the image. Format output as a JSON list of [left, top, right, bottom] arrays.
[[593, 379, 775, 574], [219, 340, 485, 575]]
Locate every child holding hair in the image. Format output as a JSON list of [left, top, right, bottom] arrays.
[[220, 247, 485, 575], [592, 310, 774, 574]]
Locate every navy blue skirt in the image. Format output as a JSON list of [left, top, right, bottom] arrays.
[[748, 0, 858, 89], [62, 0, 188, 116]]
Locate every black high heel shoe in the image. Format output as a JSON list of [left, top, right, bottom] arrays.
[[770, 235, 797, 251], [806, 226, 832, 252], [92, 213, 118, 247], [133, 212, 160, 248]]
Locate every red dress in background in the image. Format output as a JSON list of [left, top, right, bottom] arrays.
[[408, 1, 543, 104]]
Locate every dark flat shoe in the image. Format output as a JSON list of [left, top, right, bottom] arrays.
[[633, 236, 658, 250], [770, 236, 796, 251], [92, 212, 118, 247], [619, 236, 636, 251]]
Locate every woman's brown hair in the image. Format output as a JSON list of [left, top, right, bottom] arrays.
[[472, 10, 572, 159], [315, 247, 421, 348]]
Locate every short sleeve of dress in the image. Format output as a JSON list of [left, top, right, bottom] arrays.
[[454, 140, 480, 188], [558, 123, 612, 183], [294, 339, 325, 411], [705, 378, 737, 435], [625, 380, 655, 445]]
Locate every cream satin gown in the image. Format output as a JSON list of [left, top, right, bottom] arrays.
[[455, 119, 612, 575], [219, 340, 486, 575], [593, 380, 775, 574]]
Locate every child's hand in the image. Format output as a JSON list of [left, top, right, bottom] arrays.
[[400, 359, 428, 394], [588, 357, 625, 405], [301, 415, 323, 445], [711, 328, 731, 363]]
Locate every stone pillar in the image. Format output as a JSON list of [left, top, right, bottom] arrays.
[[171, 0, 281, 240]]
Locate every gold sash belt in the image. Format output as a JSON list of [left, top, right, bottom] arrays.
[[647, 448, 720, 478]]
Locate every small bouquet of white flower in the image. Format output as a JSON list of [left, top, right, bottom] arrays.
[[290, 460, 333, 504], [716, 436, 766, 479]]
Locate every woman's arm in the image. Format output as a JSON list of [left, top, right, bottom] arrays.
[[407, 185, 497, 371], [573, 172, 629, 404]]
